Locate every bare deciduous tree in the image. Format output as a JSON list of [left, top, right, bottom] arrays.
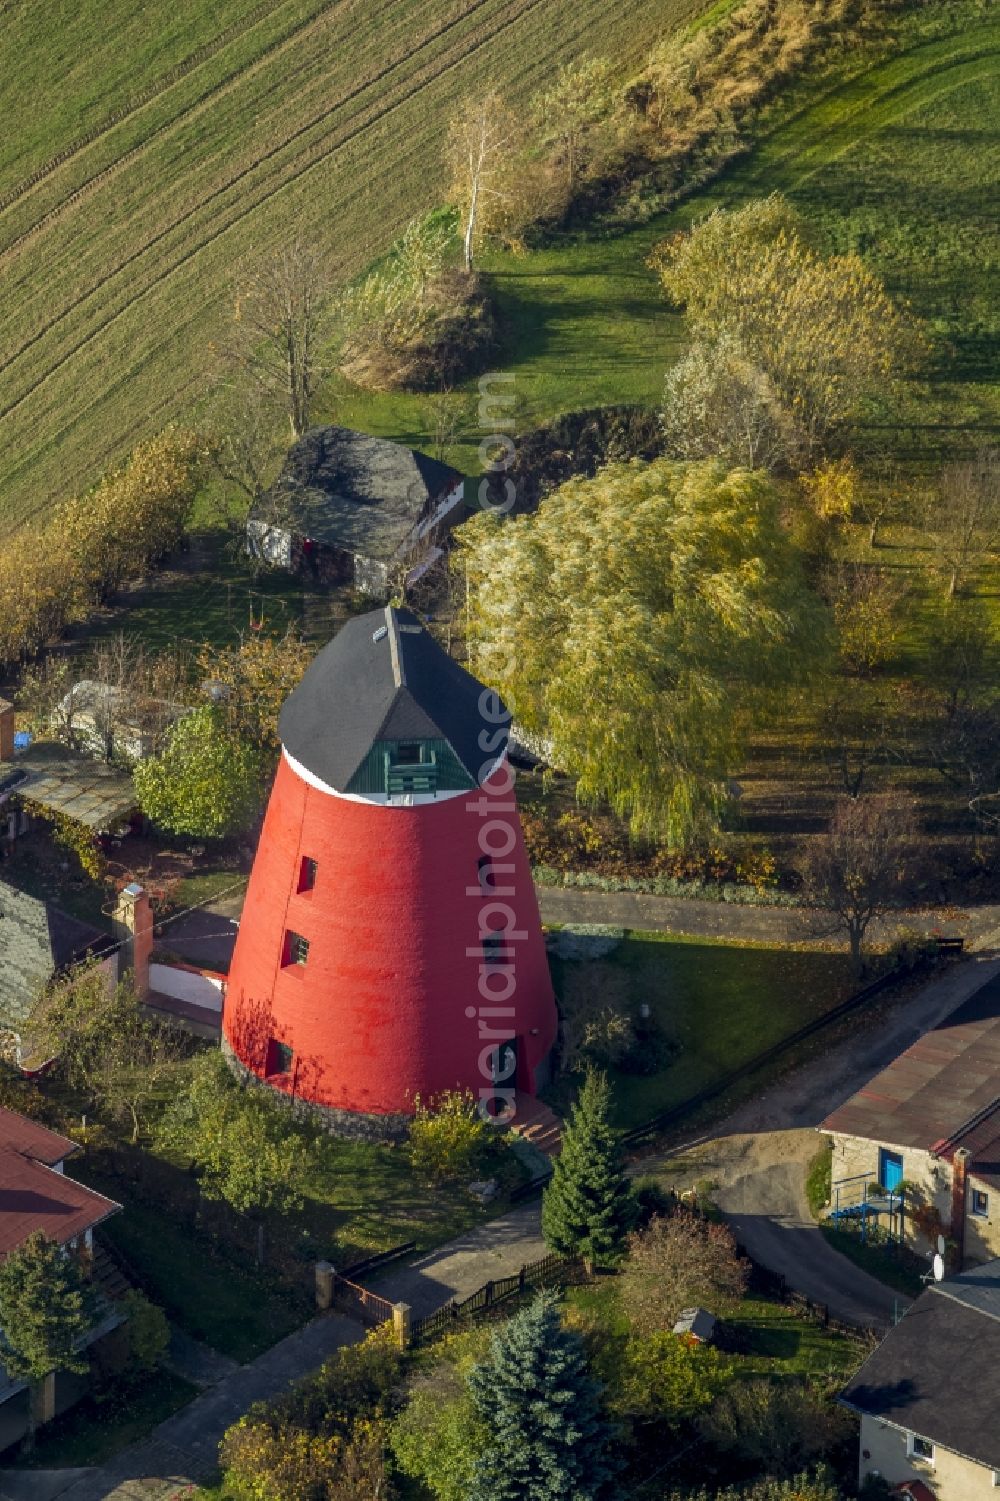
[[800, 793, 918, 974], [420, 387, 471, 464], [212, 384, 283, 507], [820, 685, 901, 800], [231, 238, 330, 438], [925, 449, 1000, 597]]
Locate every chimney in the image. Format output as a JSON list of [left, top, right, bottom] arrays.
[[0, 698, 14, 762], [113, 883, 153, 1000], [950, 1146, 971, 1267]]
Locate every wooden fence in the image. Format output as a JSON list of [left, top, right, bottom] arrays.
[[411, 1251, 574, 1344]]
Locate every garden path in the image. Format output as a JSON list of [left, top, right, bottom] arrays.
[[535, 885, 989, 947], [164, 885, 995, 972]]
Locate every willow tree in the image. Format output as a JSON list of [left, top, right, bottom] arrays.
[[458, 458, 827, 847]]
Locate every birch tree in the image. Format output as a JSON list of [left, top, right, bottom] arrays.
[[445, 93, 522, 271]]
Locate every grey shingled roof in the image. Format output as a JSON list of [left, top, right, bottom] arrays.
[[279, 605, 509, 792], [252, 426, 463, 559], [0, 879, 111, 1030], [0, 741, 136, 831], [841, 1275, 1000, 1470]]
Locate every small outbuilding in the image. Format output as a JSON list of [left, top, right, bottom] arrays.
[[247, 426, 465, 596], [672, 1307, 717, 1343]]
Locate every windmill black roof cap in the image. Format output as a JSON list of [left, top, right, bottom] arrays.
[[279, 606, 509, 792]]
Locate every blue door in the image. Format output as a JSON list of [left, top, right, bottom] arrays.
[[879, 1148, 904, 1191]]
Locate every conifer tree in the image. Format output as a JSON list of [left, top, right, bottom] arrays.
[[0, 1232, 97, 1447], [542, 1070, 636, 1270], [466, 1293, 616, 1501]]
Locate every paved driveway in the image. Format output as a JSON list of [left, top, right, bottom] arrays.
[[644, 940, 1000, 1327]]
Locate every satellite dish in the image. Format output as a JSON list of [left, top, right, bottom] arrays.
[[932, 1253, 945, 1282], [937, 1234, 947, 1256]]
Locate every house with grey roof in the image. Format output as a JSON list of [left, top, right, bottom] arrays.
[[821, 974, 1000, 1268], [842, 1260, 1000, 1499], [0, 878, 113, 1047], [247, 426, 465, 597]]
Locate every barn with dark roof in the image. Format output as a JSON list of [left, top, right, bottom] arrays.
[[247, 426, 465, 596]]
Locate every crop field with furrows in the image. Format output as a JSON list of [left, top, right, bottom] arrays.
[[0, 0, 709, 529]]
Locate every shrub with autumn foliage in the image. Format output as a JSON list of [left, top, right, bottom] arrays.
[[0, 429, 205, 672], [620, 1209, 749, 1337], [221, 1327, 399, 1501], [408, 1088, 494, 1184], [652, 195, 924, 462]]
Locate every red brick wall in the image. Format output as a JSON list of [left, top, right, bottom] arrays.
[[223, 755, 557, 1118]]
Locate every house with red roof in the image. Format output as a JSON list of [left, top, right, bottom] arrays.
[[0, 1106, 121, 1453], [821, 974, 1000, 1266]]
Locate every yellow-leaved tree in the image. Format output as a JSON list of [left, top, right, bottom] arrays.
[[458, 458, 829, 848], [652, 195, 925, 460]]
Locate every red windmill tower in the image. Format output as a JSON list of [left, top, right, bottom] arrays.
[[223, 605, 558, 1133]]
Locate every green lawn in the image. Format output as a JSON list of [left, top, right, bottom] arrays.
[[18, 1370, 197, 1468], [325, 1, 1000, 476], [76, 1121, 526, 1360], [327, 224, 684, 478], [547, 934, 856, 1130], [821, 1225, 927, 1299], [726, 1295, 866, 1381], [564, 1280, 864, 1382], [669, 3, 1000, 452], [89, 1197, 309, 1362]]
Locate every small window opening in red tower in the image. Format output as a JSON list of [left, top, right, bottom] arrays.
[[267, 1039, 294, 1076], [483, 932, 507, 965], [298, 857, 318, 893], [285, 931, 310, 966], [478, 856, 494, 894], [396, 741, 421, 764]]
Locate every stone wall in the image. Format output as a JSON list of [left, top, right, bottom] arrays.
[[963, 1171, 1000, 1263], [222, 1035, 412, 1142], [825, 1131, 953, 1252]]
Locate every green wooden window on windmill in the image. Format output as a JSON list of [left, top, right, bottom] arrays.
[[346, 738, 475, 797]]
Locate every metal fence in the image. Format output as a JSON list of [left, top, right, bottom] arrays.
[[330, 1273, 397, 1330], [411, 1251, 574, 1344]]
